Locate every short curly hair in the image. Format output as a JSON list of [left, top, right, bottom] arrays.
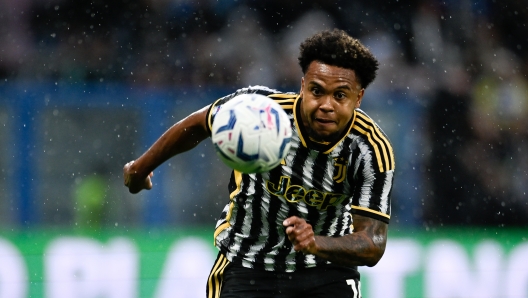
[[298, 29, 379, 89]]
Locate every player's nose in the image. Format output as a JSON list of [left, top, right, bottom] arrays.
[[319, 95, 334, 112]]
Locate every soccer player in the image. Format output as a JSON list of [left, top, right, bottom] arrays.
[[124, 29, 394, 298]]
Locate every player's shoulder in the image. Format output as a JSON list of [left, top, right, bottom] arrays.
[[350, 108, 395, 172], [244, 85, 294, 96], [216, 85, 297, 111], [351, 109, 390, 140]]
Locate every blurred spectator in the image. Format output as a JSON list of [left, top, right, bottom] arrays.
[[461, 47, 528, 226], [199, 5, 277, 87], [361, 28, 413, 93], [277, 9, 336, 88], [424, 66, 477, 226], [0, 0, 33, 78]]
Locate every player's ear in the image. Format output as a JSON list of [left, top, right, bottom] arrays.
[[355, 88, 365, 108], [299, 77, 305, 96]]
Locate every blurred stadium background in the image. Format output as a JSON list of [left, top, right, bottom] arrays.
[[0, 0, 527, 297]]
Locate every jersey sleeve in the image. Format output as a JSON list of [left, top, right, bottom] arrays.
[[349, 110, 395, 224], [350, 167, 394, 223]]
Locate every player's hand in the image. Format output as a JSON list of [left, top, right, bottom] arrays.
[[283, 216, 317, 255], [123, 160, 153, 194]]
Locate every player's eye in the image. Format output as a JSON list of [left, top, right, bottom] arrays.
[[311, 87, 322, 96], [335, 92, 346, 100]]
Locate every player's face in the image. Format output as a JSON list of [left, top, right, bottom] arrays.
[[299, 61, 364, 142]]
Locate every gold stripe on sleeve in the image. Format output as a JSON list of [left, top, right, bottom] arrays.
[[351, 205, 391, 219], [207, 98, 224, 132], [353, 114, 394, 172], [356, 113, 394, 170], [213, 170, 243, 245], [268, 94, 297, 99], [353, 124, 385, 172]]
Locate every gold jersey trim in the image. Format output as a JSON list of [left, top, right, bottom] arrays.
[[207, 97, 224, 133], [353, 112, 395, 172], [213, 170, 243, 245], [323, 110, 357, 154], [293, 94, 307, 148], [268, 93, 297, 98], [351, 205, 391, 219]]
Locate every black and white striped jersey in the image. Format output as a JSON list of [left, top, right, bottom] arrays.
[[205, 85, 395, 272]]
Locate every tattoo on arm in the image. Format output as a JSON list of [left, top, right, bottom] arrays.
[[314, 215, 388, 267]]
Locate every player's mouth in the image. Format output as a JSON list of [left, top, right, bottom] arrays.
[[309, 118, 340, 142], [314, 117, 336, 126]]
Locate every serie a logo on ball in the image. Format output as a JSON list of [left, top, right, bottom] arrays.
[[211, 93, 292, 173]]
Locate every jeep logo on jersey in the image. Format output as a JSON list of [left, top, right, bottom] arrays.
[[266, 176, 347, 210]]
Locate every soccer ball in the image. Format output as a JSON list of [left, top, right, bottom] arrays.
[[211, 93, 292, 173]]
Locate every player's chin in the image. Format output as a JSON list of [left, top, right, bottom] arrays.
[[310, 129, 338, 142], [314, 122, 337, 133]]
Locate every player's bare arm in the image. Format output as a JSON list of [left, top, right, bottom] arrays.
[[283, 214, 387, 267], [123, 105, 210, 194]]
